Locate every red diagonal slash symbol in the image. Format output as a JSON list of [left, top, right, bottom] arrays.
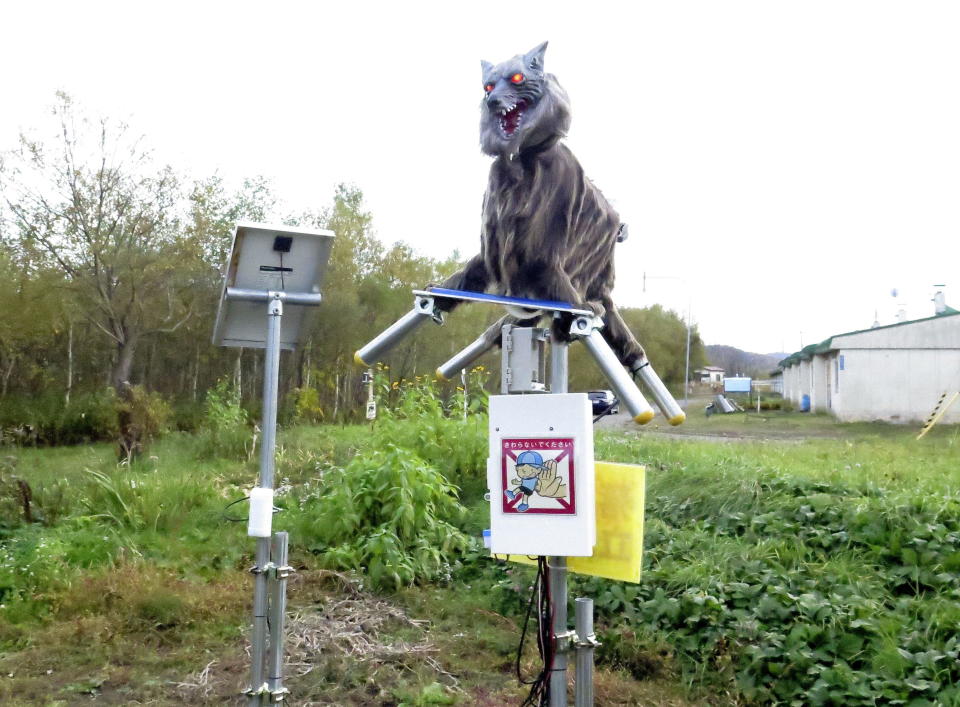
[[550, 448, 572, 510], [506, 450, 518, 461]]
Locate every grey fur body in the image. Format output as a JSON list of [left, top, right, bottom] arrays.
[[440, 42, 644, 369]]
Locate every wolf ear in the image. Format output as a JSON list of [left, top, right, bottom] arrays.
[[524, 41, 548, 71], [481, 59, 494, 77]]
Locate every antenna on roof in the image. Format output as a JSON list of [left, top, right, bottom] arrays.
[[933, 284, 947, 315]]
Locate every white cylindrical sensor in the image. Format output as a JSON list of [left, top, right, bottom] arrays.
[[248, 487, 274, 537]]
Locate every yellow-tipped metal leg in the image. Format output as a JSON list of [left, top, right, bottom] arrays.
[[354, 296, 438, 367], [576, 323, 655, 425], [634, 361, 686, 425], [435, 331, 496, 383]]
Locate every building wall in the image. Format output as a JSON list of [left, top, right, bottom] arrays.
[[810, 355, 831, 412], [832, 348, 960, 423], [798, 359, 811, 407], [783, 364, 802, 404]]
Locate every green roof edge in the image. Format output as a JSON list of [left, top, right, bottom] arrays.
[[778, 309, 960, 368]]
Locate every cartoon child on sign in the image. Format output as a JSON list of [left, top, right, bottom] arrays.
[[503, 450, 568, 512]]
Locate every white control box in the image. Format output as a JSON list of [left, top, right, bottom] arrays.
[[487, 393, 595, 556]]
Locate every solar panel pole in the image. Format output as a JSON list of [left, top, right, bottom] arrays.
[[549, 331, 570, 706], [247, 293, 283, 706], [213, 223, 334, 706]]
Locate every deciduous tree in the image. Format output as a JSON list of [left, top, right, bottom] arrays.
[[1, 94, 197, 392]]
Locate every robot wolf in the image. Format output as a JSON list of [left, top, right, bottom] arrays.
[[438, 41, 645, 372]]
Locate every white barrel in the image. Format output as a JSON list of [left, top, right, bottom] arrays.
[[248, 487, 274, 538]]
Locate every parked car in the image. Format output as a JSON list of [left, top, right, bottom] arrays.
[[587, 390, 619, 415]]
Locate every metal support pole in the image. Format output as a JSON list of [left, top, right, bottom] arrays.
[[248, 294, 283, 706], [574, 598, 596, 706], [549, 557, 569, 706], [267, 532, 291, 702], [550, 330, 568, 394], [684, 301, 691, 410], [549, 332, 569, 706]]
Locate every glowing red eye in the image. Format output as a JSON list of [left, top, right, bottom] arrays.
[[510, 73, 524, 84], [484, 83, 494, 93]]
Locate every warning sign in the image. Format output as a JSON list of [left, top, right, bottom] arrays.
[[501, 438, 576, 515], [496, 461, 645, 583]]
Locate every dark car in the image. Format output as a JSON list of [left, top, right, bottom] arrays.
[[588, 390, 619, 415]]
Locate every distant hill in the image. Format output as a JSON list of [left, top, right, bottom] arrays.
[[706, 345, 786, 378]]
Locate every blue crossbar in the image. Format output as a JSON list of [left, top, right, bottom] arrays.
[[414, 287, 592, 316]]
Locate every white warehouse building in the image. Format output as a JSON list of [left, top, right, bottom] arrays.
[[779, 305, 960, 424]]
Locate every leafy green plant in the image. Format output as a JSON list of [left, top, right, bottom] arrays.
[[394, 681, 457, 706], [580, 432, 960, 704], [371, 366, 489, 498], [292, 386, 325, 424], [114, 384, 172, 462], [195, 379, 253, 460], [292, 444, 469, 590]]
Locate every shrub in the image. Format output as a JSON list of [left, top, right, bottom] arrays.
[[0, 391, 117, 446], [115, 384, 172, 463], [195, 380, 253, 460], [292, 386, 325, 424], [371, 366, 489, 497], [292, 445, 469, 590], [0, 457, 72, 532], [170, 399, 206, 433]]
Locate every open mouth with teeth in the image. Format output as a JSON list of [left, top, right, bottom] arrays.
[[498, 99, 528, 138]]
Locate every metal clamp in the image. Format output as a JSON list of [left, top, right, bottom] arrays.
[[272, 565, 295, 580], [554, 629, 577, 654], [568, 315, 603, 339], [270, 686, 291, 703], [249, 562, 276, 576], [575, 632, 601, 649], [248, 562, 295, 580], [244, 682, 270, 698], [415, 295, 444, 325]]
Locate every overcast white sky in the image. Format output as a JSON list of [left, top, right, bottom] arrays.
[[2, 1, 958, 354]]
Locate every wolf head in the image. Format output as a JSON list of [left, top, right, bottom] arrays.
[[479, 42, 571, 159]]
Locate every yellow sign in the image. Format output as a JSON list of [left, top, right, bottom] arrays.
[[494, 461, 645, 583]]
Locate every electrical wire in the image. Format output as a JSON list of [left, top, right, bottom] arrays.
[[516, 556, 554, 706], [222, 495, 250, 522], [221, 496, 281, 522], [593, 396, 621, 424]]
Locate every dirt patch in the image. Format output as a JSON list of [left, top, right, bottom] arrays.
[[175, 570, 460, 705]]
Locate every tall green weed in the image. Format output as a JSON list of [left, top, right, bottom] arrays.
[[290, 445, 469, 590], [372, 366, 488, 497], [194, 380, 254, 460]]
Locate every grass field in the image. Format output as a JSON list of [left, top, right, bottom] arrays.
[[1, 408, 959, 704]]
